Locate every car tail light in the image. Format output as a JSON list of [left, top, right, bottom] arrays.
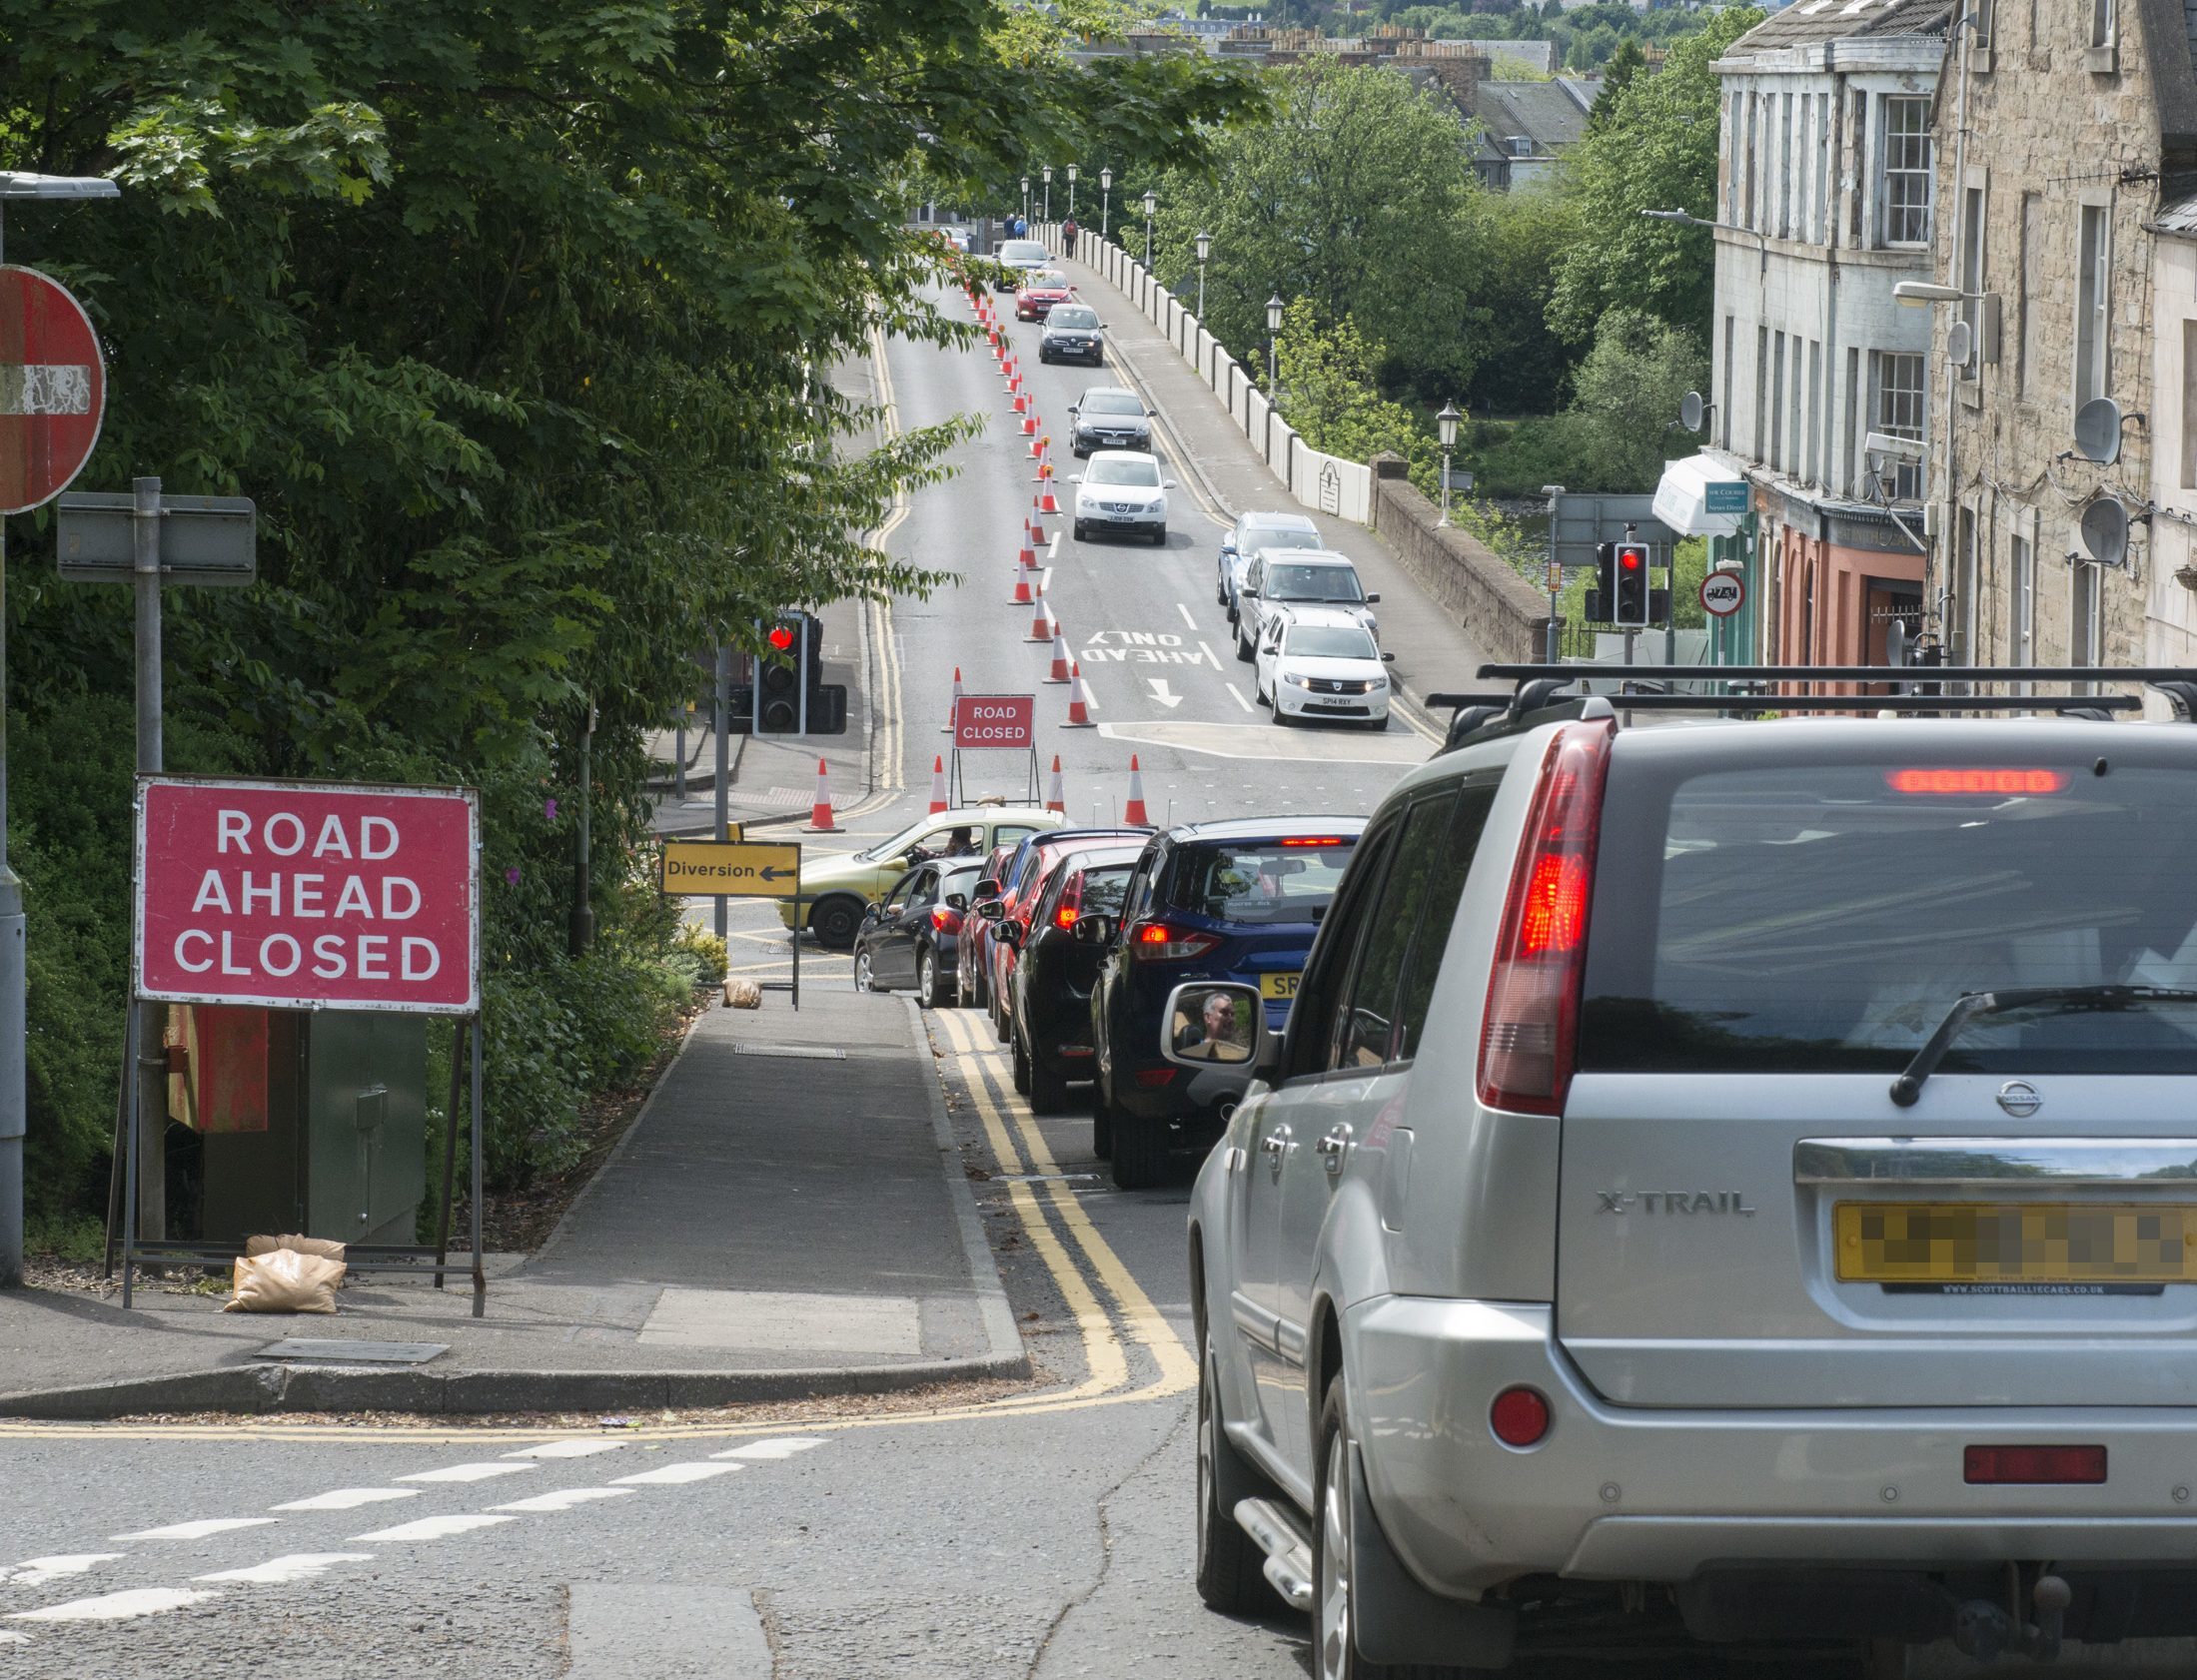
[[1280, 836, 1346, 847], [1478, 720, 1615, 1116], [930, 906, 962, 934], [1135, 1067, 1178, 1088], [1888, 768, 2068, 795], [1131, 922, 1222, 961], [1963, 1445, 2106, 1485], [1489, 1386, 1551, 1447], [1054, 873, 1084, 930]]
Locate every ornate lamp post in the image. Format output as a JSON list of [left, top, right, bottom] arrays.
[[1195, 229, 1211, 320], [1266, 294, 1284, 389], [1100, 167, 1112, 240], [1020, 174, 1029, 228], [1065, 165, 1077, 220], [1042, 164, 1052, 225], [1436, 402, 1462, 528], [1143, 189, 1157, 268]]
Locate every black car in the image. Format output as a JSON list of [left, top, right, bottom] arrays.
[[852, 860, 981, 1006], [1066, 387, 1151, 456], [1005, 845, 1142, 1114], [1038, 303, 1105, 367], [1085, 816, 1365, 1188]]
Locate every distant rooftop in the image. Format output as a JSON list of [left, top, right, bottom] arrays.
[[1727, 0, 1954, 50]]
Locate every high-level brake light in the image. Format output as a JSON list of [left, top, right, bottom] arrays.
[[1280, 836, 1347, 847], [1479, 721, 1614, 1115], [1888, 768, 2068, 795], [1964, 1445, 2105, 1485]]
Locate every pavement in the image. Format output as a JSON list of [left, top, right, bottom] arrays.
[[1052, 245, 1491, 712], [0, 986, 1024, 1417]]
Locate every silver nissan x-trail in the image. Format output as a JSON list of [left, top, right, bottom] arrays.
[[1183, 666, 2197, 1676]]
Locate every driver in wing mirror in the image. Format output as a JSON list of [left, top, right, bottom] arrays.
[[1165, 983, 1259, 1065]]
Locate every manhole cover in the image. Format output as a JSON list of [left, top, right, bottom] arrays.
[[255, 1339, 450, 1365], [731, 1046, 847, 1061]]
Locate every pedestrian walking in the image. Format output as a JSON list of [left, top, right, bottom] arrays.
[[1061, 218, 1079, 258]]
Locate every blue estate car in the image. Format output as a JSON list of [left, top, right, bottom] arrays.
[[1084, 815, 1364, 1190]]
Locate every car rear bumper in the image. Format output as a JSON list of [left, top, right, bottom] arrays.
[[1078, 509, 1163, 534], [1347, 1295, 2197, 1596]]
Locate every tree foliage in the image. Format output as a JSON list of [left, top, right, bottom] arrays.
[[0, 0, 1259, 1221], [1546, 6, 1762, 345]]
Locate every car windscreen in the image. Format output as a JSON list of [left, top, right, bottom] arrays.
[[1021, 271, 1066, 289], [1048, 306, 1099, 329], [1000, 242, 1049, 262], [1265, 563, 1363, 601], [1087, 457, 1160, 486], [1171, 841, 1357, 926], [1581, 752, 2197, 1076], [1082, 391, 1141, 415], [1243, 524, 1322, 553], [863, 816, 937, 862], [1284, 624, 1378, 661]]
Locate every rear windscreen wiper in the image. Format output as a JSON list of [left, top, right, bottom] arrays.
[[1891, 985, 2197, 1107]]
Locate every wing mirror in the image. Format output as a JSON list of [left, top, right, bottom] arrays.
[[1382, 651, 1397, 662], [1160, 981, 1271, 1075], [975, 877, 999, 899], [1163, 478, 1178, 489], [1069, 472, 1084, 483], [978, 899, 1006, 922], [946, 891, 968, 911], [995, 920, 1024, 950], [1220, 541, 1237, 557], [862, 903, 882, 921], [1067, 404, 1079, 415], [1365, 592, 1381, 603], [1071, 913, 1117, 946]]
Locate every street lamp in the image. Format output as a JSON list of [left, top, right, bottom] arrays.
[[1020, 174, 1030, 228], [0, 168, 122, 1288], [1436, 402, 1462, 528], [1100, 167, 1112, 240], [1066, 164, 1077, 220], [1143, 189, 1157, 269], [1042, 164, 1052, 225], [1195, 229, 1212, 321], [1893, 280, 1965, 307], [1642, 206, 1767, 274], [1266, 294, 1284, 390]]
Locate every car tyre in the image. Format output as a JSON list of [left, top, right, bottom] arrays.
[[1151, 525, 1167, 545], [1196, 1340, 1276, 1616], [1111, 1113, 1167, 1190], [1366, 714, 1390, 732], [809, 895, 865, 952], [1074, 519, 1089, 541], [853, 949, 877, 993], [918, 948, 951, 1008], [1010, 1024, 1032, 1095], [1090, 1085, 1114, 1159], [1234, 626, 1254, 663], [1027, 1034, 1071, 1115]]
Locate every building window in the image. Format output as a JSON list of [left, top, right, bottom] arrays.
[[1726, 93, 1740, 225], [1744, 93, 1759, 233], [1722, 315, 1735, 450], [1875, 351, 1926, 500], [2075, 204, 2111, 408], [1951, 506, 1978, 667], [2010, 532, 2034, 669], [1789, 336, 1803, 476], [1778, 92, 1793, 239], [1843, 347, 1861, 494], [1879, 96, 1933, 247], [1957, 184, 1986, 381], [1815, 92, 1830, 244], [1973, 0, 1995, 48], [2018, 192, 2043, 397], [1849, 92, 1867, 244], [1771, 330, 1787, 470], [1755, 324, 1768, 458], [2071, 558, 2102, 683], [2089, 0, 2115, 48], [1807, 339, 1823, 485], [2184, 322, 2197, 489]]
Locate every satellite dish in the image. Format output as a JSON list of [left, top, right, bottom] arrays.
[[1946, 320, 1973, 369], [2074, 397, 2123, 464], [1884, 618, 1909, 668], [2081, 496, 2129, 567], [1679, 391, 1705, 432]]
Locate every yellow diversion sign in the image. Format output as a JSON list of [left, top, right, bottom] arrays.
[[660, 839, 801, 899]]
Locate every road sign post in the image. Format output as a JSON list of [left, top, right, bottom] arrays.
[[0, 221, 117, 1285], [660, 839, 805, 1008]]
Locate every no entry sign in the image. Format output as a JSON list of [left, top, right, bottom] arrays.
[[954, 693, 1035, 750], [0, 266, 104, 514], [136, 777, 481, 1014]]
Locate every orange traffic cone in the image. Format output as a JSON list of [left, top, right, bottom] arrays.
[[943, 666, 962, 733], [806, 758, 842, 833], [1010, 552, 1034, 606], [1012, 389, 1028, 416], [929, 755, 949, 816], [1021, 412, 1039, 438], [1045, 755, 1066, 815], [1017, 519, 1036, 570], [1064, 661, 1095, 727], [1124, 755, 1149, 826], [1039, 484, 1060, 514], [1046, 625, 1072, 684], [1026, 587, 1053, 643]]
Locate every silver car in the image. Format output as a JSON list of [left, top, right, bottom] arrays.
[[1234, 549, 1378, 661], [1185, 675, 2197, 1673], [1216, 510, 1323, 622]]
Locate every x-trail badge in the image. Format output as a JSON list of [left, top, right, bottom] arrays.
[[1996, 1080, 2042, 1118]]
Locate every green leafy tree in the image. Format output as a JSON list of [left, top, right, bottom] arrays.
[[1547, 5, 1764, 344], [1273, 302, 1425, 465], [1463, 188, 1585, 414], [1564, 307, 1708, 485], [1589, 38, 1647, 129]]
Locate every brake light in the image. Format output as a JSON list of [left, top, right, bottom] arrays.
[[1478, 720, 1614, 1116], [1132, 922, 1222, 961], [1888, 768, 2068, 795], [1963, 1445, 2105, 1485], [1280, 836, 1347, 847], [930, 906, 962, 934], [1054, 872, 1084, 929]]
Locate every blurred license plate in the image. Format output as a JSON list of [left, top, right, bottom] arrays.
[[1259, 972, 1301, 1001], [1835, 1202, 2197, 1284]]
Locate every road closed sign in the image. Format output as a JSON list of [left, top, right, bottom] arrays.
[[954, 693, 1035, 750], [1698, 569, 1747, 618], [136, 777, 481, 1014], [660, 839, 801, 899]]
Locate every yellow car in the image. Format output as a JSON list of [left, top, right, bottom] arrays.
[[779, 805, 1066, 949]]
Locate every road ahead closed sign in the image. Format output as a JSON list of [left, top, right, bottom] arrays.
[[137, 777, 480, 1014], [661, 839, 801, 899]]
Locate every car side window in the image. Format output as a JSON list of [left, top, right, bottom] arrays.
[[1121, 846, 1162, 926], [1278, 824, 1397, 1084], [883, 870, 924, 914], [1246, 557, 1263, 592], [1389, 784, 1498, 1061], [1336, 791, 1462, 1070], [905, 867, 942, 913], [995, 824, 1039, 849]]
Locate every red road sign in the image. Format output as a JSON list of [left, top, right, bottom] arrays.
[[136, 777, 481, 1014], [954, 693, 1036, 750], [1698, 568, 1746, 618], [0, 266, 104, 514]]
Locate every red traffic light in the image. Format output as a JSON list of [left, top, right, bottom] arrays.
[[767, 625, 795, 652], [1619, 546, 1646, 571]]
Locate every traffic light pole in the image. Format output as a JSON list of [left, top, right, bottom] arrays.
[[0, 513, 18, 1285], [713, 644, 730, 940]]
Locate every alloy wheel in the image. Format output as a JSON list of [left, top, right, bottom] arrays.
[[1318, 1429, 1352, 1680], [854, 950, 874, 993]]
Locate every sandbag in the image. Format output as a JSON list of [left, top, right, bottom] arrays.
[[244, 1234, 347, 1262], [723, 978, 762, 1009], [223, 1249, 346, 1313]]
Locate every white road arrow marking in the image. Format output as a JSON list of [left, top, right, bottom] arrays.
[[1148, 679, 1183, 709]]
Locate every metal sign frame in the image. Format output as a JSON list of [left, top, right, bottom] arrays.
[[948, 693, 1040, 806], [57, 490, 257, 585], [657, 837, 806, 1010]]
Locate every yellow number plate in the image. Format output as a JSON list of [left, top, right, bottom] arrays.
[[1259, 972, 1302, 1001], [1835, 1202, 2197, 1284]]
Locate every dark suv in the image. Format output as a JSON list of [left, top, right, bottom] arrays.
[[1007, 844, 1143, 1114], [1086, 816, 1364, 1189]]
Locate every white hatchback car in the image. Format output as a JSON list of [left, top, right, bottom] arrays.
[[1254, 607, 1393, 728], [1070, 450, 1174, 545]]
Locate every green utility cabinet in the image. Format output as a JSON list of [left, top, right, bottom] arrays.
[[200, 1010, 429, 1247]]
